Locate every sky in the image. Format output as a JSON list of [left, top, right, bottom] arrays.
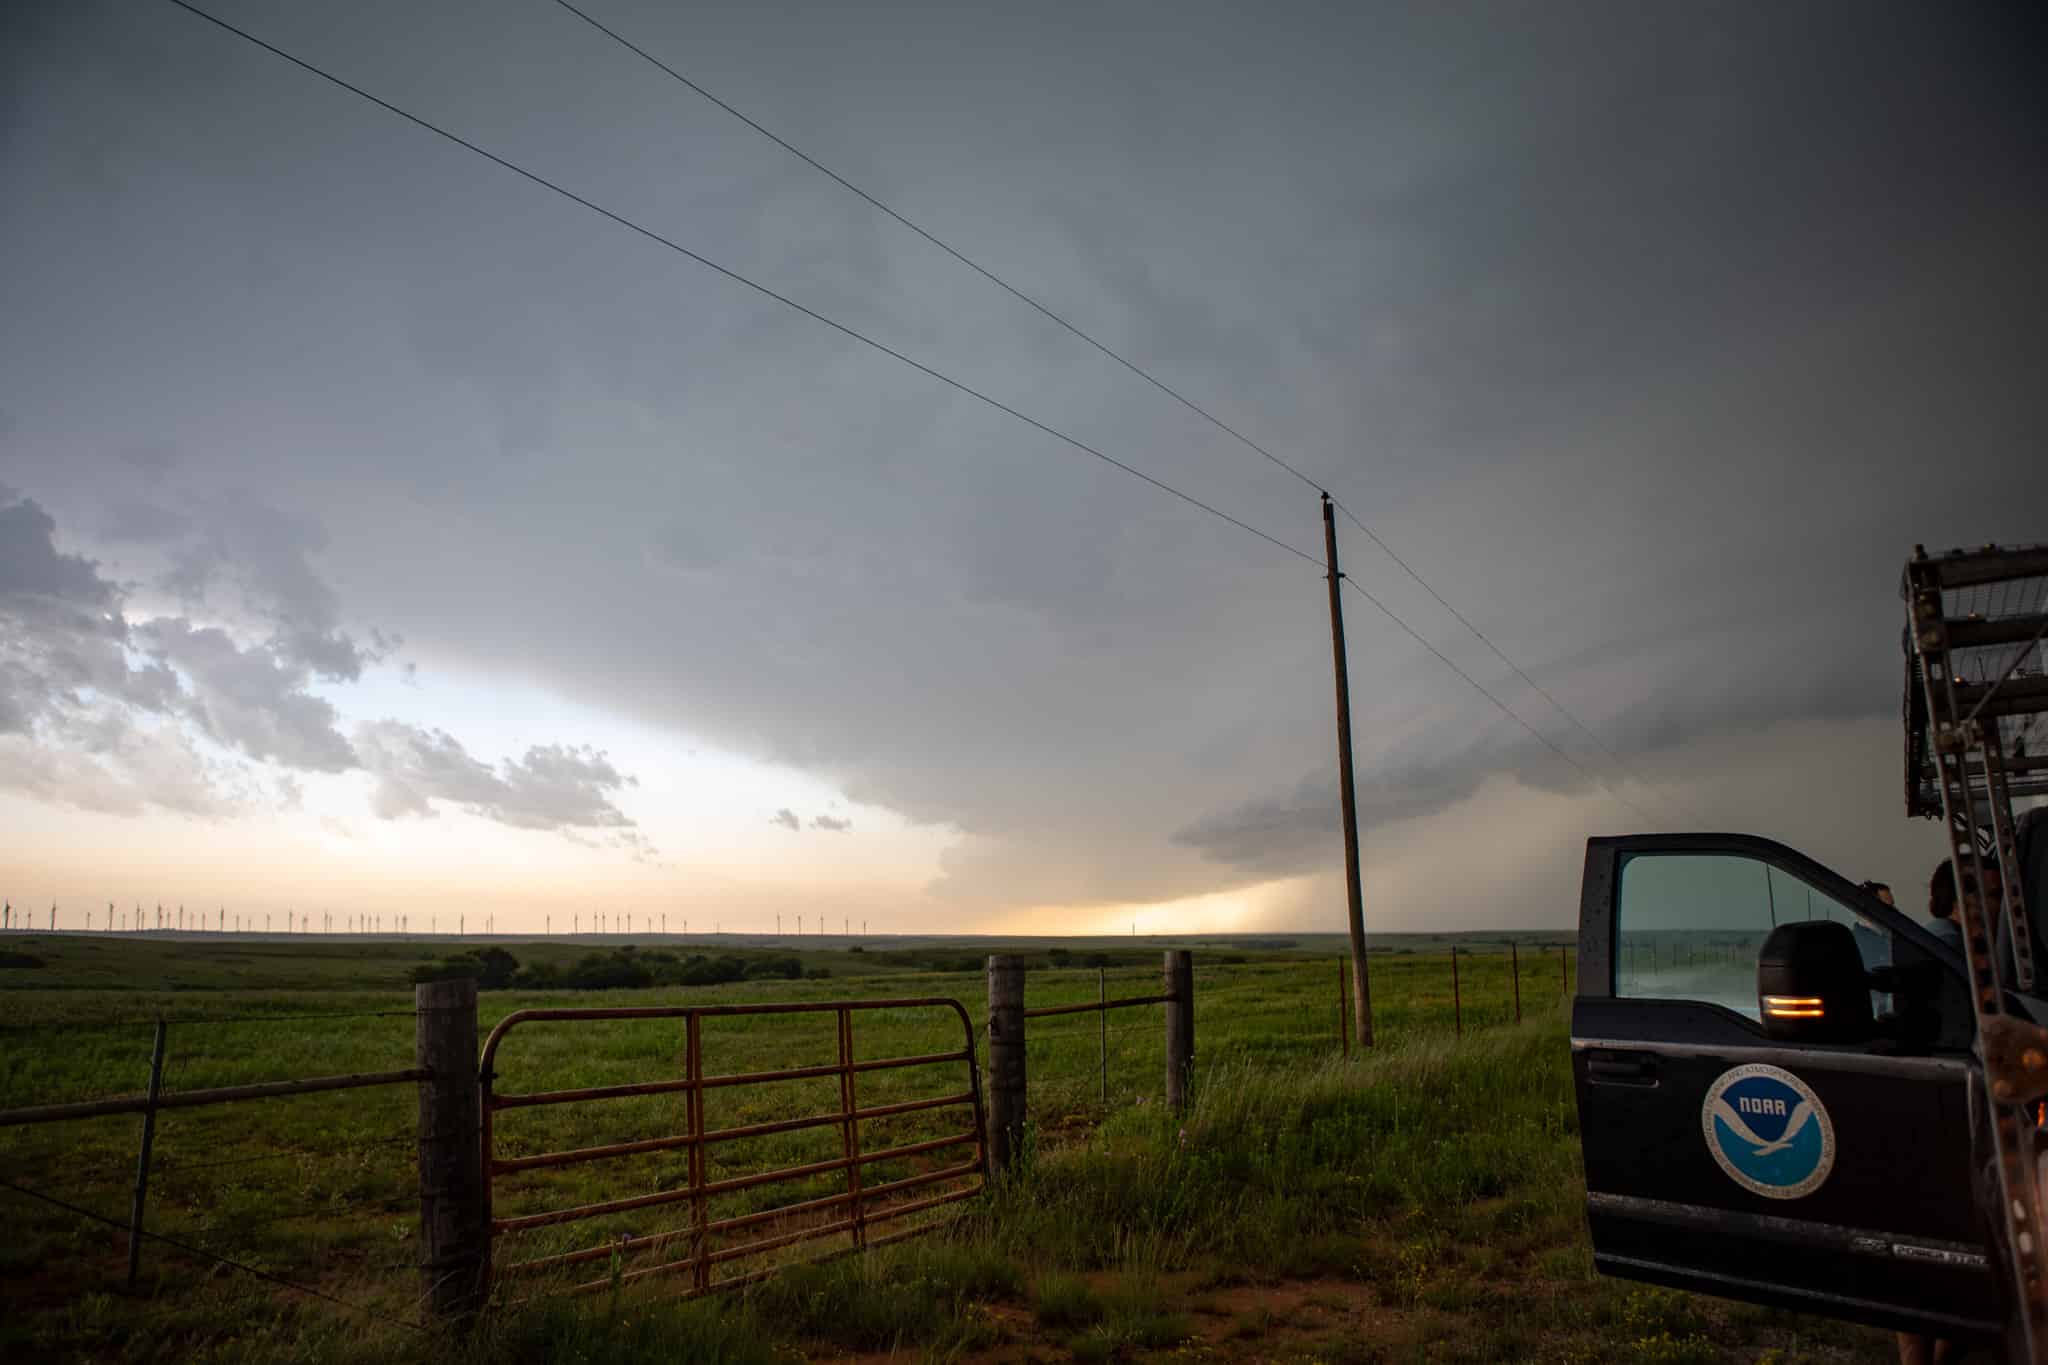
[[2, 0, 2044, 937]]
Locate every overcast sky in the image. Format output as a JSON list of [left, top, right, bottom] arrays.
[[3, 0, 2043, 935]]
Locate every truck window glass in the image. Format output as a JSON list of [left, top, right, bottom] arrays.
[[1617, 853, 1881, 1019]]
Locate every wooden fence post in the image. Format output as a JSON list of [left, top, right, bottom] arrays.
[[416, 978, 485, 1321], [986, 956, 1026, 1175], [1510, 941, 1522, 1024], [125, 1020, 167, 1288], [1164, 950, 1194, 1111]]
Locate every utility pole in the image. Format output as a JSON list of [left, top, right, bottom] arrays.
[[1323, 493, 1373, 1048]]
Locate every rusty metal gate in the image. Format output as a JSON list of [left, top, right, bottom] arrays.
[[478, 998, 986, 1297]]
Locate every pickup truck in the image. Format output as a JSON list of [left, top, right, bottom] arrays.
[[1570, 544, 2048, 1354]]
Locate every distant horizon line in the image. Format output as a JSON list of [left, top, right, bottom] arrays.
[[0, 927, 1578, 940]]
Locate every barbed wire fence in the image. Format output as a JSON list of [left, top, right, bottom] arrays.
[[0, 945, 1578, 1345], [0, 1002, 449, 1346]]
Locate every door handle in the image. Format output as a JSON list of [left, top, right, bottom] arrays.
[[1586, 1052, 1658, 1086]]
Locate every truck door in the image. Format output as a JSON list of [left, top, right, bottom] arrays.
[[1573, 833, 2003, 1341]]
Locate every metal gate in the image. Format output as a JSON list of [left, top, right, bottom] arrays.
[[478, 998, 987, 1297]]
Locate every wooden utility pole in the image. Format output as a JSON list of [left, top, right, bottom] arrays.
[[1322, 494, 1373, 1048]]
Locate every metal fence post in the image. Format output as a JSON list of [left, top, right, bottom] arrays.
[[1510, 941, 1522, 1023], [1336, 958, 1348, 1057], [1451, 948, 1462, 1039], [1164, 950, 1194, 1111], [416, 978, 485, 1320], [1097, 967, 1107, 1107], [986, 955, 1026, 1174], [126, 1020, 167, 1289]]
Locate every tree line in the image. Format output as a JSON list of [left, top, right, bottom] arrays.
[[408, 946, 828, 991]]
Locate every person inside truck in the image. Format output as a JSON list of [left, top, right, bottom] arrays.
[[1927, 860, 1966, 950]]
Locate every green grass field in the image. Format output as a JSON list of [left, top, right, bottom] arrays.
[[0, 932, 1888, 1363]]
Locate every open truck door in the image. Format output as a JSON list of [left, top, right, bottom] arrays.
[[1571, 832, 2004, 1342]]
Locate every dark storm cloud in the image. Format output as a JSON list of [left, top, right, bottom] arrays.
[[769, 808, 801, 832], [139, 494, 393, 681], [3, 0, 2043, 912], [812, 814, 852, 832], [0, 497, 115, 609], [0, 496, 182, 730]]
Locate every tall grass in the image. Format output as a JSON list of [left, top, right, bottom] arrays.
[[967, 1013, 1581, 1277], [25, 1013, 1579, 1362]]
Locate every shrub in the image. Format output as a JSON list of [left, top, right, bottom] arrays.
[[408, 947, 520, 989], [675, 956, 748, 987]]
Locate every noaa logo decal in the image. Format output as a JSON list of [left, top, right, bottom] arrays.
[[1701, 1064, 1834, 1200]]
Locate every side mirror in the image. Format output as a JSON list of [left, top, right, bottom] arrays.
[[1757, 921, 1874, 1043]]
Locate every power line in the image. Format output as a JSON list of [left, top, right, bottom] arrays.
[[1341, 577, 1661, 827], [1330, 501, 1699, 825], [544, 0, 1329, 501], [162, 0, 1318, 572], [171, 0, 1667, 829], [547, 0, 1690, 824]]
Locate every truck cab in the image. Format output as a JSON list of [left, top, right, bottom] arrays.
[[1570, 831, 2006, 1342], [1570, 544, 2048, 1353]]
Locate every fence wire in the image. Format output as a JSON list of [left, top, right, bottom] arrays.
[[0, 1177, 425, 1333]]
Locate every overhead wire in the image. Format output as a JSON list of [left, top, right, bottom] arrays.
[[169, 0, 1664, 829], [162, 0, 1318, 572], [542, 0, 1329, 500], [1342, 577, 1661, 826], [1331, 501, 1701, 824], [542, 0, 1694, 825]]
